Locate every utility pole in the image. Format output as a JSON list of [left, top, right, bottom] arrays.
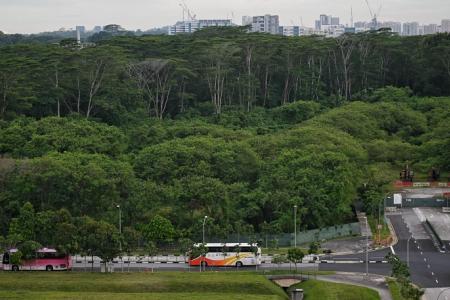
[[407, 237, 412, 267], [116, 205, 122, 252], [294, 205, 298, 248], [365, 216, 369, 278], [202, 216, 208, 244]]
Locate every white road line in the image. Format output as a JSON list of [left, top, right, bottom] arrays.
[[427, 264, 430, 268], [424, 258, 427, 262], [420, 252, 423, 255], [390, 246, 396, 255], [432, 272, 434, 276], [436, 279, 439, 284]]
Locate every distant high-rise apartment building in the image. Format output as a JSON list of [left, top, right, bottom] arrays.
[[279, 26, 301, 37], [242, 16, 253, 26], [93, 26, 103, 33], [243, 15, 279, 34], [403, 22, 419, 36], [331, 17, 340, 26], [381, 22, 402, 34], [76, 26, 85, 34], [442, 19, 450, 32], [320, 14, 331, 26], [315, 20, 322, 30], [169, 19, 233, 35], [423, 24, 438, 35], [354, 21, 367, 29]]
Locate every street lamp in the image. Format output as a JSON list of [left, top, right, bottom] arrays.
[[116, 205, 122, 252], [407, 236, 412, 267], [202, 216, 208, 244], [294, 205, 298, 248], [364, 216, 369, 278]]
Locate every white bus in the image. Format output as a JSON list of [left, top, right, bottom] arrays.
[[189, 243, 261, 267]]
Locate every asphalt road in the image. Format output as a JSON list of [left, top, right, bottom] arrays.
[[72, 262, 321, 273], [68, 208, 450, 289], [388, 214, 450, 288], [321, 212, 450, 288]]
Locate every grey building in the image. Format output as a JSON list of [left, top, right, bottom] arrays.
[[423, 24, 438, 35], [403, 22, 419, 36], [442, 19, 450, 33], [243, 15, 280, 34], [169, 19, 233, 35], [279, 26, 300, 37], [331, 17, 340, 26], [381, 21, 402, 34]]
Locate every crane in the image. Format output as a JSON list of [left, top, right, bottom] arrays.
[[179, 0, 196, 21], [364, 0, 381, 30]]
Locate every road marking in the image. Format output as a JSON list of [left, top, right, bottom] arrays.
[[420, 252, 423, 255], [390, 246, 396, 255], [432, 272, 434, 276], [424, 258, 427, 262], [436, 279, 439, 284], [427, 264, 430, 268]]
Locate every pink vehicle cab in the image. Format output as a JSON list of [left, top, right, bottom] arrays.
[[2, 248, 72, 271]]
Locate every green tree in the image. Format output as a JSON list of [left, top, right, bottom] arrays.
[[142, 215, 175, 244], [287, 248, 305, 274]]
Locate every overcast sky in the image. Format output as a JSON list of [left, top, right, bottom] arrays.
[[1, 0, 449, 34]]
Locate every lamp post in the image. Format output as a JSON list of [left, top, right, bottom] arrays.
[[294, 205, 298, 248], [202, 216, 208, 244], [407, 236, 412, 267], [116, 205, 122, 252], [364, 216, 369, 278]]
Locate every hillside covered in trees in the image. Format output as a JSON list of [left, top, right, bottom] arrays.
[[0, 28, 449, 253]]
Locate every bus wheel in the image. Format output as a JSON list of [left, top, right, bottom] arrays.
[[235, 261, 243, 268], [12, 265, 19, 271], [46, 265, 53, 271], [200, 261, 208, 268]]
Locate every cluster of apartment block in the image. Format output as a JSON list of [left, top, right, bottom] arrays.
[[168, 15, 450, 37]]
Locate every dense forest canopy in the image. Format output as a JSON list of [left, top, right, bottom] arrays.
[[0, 28, 449, 254]]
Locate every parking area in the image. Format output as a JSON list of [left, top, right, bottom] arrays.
[[418, 208, 450, 242]]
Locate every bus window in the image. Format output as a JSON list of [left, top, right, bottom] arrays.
[[2, 252, 9, 264], [240, 247, 252, 252], [38, 252, 66, 259]]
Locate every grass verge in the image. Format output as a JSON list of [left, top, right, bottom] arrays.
[[0, 272, 287, 300], [367, 215, 391, 246], [387, 279, 405, 300], [293, 279, 380, 300]]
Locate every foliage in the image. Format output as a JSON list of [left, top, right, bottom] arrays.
[[0, 30, 448, 254], [287, 248, 305, 273], [308, 242, 320, 255], [386, 254, 424, 300], [294, 279, 380, 300], [272, 254, 288, 265], [141, 215, 176, 243]]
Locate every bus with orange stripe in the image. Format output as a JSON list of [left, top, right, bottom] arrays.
[[189, 243, 261, 267]]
